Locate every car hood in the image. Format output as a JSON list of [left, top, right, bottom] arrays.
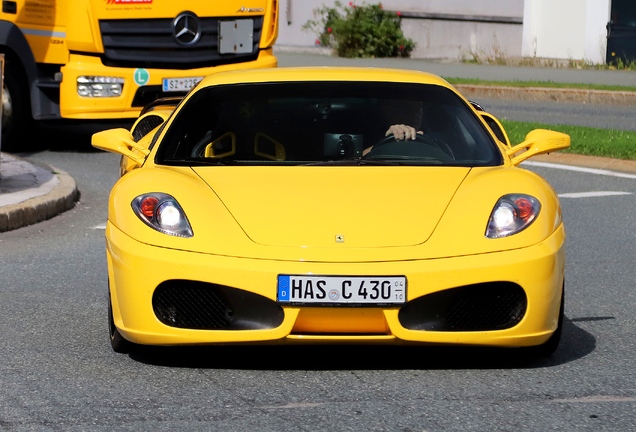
[[192, 166, 471, 248]]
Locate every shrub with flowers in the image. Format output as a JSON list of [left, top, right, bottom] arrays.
[[303, 1, 415, 58]]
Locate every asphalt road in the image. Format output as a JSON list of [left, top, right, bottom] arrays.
[[279, 51, 636, 131], [2, 53, 636, 430], [473, 98, 636, 131], [0, 130, 635, 430]]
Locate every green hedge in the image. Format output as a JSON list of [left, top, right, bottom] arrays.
[[303, 1, 415, 58]]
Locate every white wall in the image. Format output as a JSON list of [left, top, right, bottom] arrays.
[[403, 19, 522, 59], [278, 0, 524, 59], [584, 0, 612, 63], [522, 0, 610, 62]]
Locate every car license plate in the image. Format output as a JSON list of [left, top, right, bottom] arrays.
[[162, 77, 203, 92], [277, 275, 406, 305]]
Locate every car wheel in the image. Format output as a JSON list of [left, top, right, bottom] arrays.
[[109, 290, 133, 353], [527, 284, 564, 358], [2, 59, 33, 153]]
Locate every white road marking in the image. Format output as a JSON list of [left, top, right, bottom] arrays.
[[92, 224, 107, 230], [262, 403, 326, 409], [523, 161, 636, 180], [559, 191, 633, 199], [553, 395, 636, 403]]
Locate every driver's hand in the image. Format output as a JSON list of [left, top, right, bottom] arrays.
[[386, 124, 423, 141]]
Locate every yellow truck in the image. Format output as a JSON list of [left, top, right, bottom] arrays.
[[0, 0, 279, 151]]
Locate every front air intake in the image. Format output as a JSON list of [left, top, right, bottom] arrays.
[[398, 282, 527, 331], [152, 280, 284, 330]]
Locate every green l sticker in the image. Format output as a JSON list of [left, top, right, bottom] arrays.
[[133, 68, 150, 86]]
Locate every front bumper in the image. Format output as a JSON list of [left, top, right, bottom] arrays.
[[106, 222, 565, 347], [59, 49, 277, 120]]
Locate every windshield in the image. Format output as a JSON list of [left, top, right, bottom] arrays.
[[156, 81, 501, 167]]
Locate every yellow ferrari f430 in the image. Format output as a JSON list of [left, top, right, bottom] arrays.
[[93, 67, 569, 356]]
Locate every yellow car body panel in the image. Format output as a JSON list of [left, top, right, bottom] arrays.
[[106, 221, 564, 347], [107, 164, 561, 262], [96, 67, 569, 349], [188, 67, 458, 98]]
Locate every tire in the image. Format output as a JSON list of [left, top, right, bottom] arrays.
[[108, 290, 133, 354], [1, 59, 33, 153], [526, 284, 564, 358]]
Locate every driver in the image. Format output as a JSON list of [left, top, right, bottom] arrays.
[[362, 124, 423, 156], [385, 124, 423, 141]]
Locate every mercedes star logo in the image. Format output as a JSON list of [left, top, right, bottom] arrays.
[[173, 12, 201, 47]]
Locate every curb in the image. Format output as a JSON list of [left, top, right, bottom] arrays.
[[274, 45, 334, 56], [532, 152, 636, 173], [455, 84, 636, 106], [0, 166, 80, 233]]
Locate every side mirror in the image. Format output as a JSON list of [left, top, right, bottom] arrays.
[[92, 128, 150, 167], [507, 129, 570, 166]]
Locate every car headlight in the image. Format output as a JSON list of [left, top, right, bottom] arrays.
[[131, 193, 193, 238], [485, 194, 541, 239]]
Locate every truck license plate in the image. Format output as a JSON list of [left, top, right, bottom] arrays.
[[162, 77, 203, 92]]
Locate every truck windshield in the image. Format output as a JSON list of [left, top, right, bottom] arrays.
[[156, 81, 501, 167]]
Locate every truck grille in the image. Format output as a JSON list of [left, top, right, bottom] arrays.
[[99, 16, 263, 69]]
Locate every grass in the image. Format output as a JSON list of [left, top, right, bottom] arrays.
[[459, 39, 636, 71], [501, 120, 636, 160], [445, 77, 636, 93]]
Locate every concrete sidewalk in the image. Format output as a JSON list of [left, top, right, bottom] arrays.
[[0, 153, 79, 232]]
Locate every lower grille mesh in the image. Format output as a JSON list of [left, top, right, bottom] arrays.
[[153, 284, 234, 329], [398, 282, 527, 332], [152, 280, 285, 331], [446, 285, 527, 330]]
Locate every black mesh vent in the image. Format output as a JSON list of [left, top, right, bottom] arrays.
[[152, 281, 285, 331], [446, 285, 527, 330], [483, 117, 507, 144], [153, 283, 234, 329], [398, 282, 527, 332], [132, 115, 164, 142], [99, 16, 263, 69]]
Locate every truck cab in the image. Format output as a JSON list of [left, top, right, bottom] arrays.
[[0, 0, 279, 151]]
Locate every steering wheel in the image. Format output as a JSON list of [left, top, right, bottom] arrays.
[[363, 134, 455, 160]]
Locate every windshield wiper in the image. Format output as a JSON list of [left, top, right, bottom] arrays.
[[188, 158, 239, 166], [303, 159, 399, 166], [361, 155, 444, 165]]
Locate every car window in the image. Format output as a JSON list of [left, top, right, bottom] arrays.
[[156, 82, 501, 167]]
